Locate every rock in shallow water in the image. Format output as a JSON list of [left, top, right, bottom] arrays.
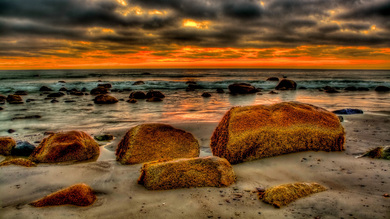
[[210, 102, 345, 164], [332, 108, 363, 115], [138, 156, 236, 190], [228, 83, 258, 94], [0, 158, 36, 167], [30, 183, 96, 207], [0, 137, 16, 156], [11, 141, 36, 156]]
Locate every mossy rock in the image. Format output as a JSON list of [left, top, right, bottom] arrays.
[[260, 182, 326, 208], [210, 102, 345, 164], [29, 131, 100, 163], [116, 123, 199, 165], [30, 183, 96, 207], [0, 158, 36, 167], [0, 137, 16, 156], [138, 156, 236, 190], [359, 146, 390, 160]]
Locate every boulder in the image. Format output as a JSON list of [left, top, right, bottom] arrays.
[[146, 97, 163, 102], [0, 94, 6, 101], [0, 158, 36, 167], [129, 91, 146, 99], [29, 131, 100, 163], [94, 134, 114, 141], [210, 102, 345, 164], [14, 90, 28, 95], [228, 83, 258, 94], [332, 108, 363, 115], [259, 182, 326, 208], [98, 83, 112, 89], [11, 141, 36, 156], [138, 156, 236, 190], [201, 92, 211, 97], [30, 183, 96, 207], [146, 90, 165, 99], [93, 94, 118, 104], [0, 137, 16, 156], [90, 87, 109, 95], [47, 92, 65, 98], [266, 77, 279, 82], [133, 81, 145, 85], [126, 98, 137, 103], [375, 86, 390, 92], [6, 95, 23, 104], [39, 86, 53, 92], [275, 79, 297, 90], [116, 123, 199, 165], [216, 88, 225, 93]]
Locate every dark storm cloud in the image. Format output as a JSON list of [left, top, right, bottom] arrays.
[[0, 0, 389, 58]]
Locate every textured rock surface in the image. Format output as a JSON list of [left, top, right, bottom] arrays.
[[211, 102, 345, 164], [0, 137, 16, 156], [93, 94, 118, 104], [0, 158, 36, 167], [228, 83, 258, 94], [29, 131, 100, 163], [275, 79, 297, 90], [30, 184, 96, 207], [138, 156, 236, 190], [116, 123, 199, 164], [260, 182, 327, 208]]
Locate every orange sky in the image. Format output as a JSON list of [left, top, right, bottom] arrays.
[[1, 0, 389, 70]]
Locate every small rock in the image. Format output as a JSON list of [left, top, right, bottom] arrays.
[[94, 134, 114, 141], [383, 194, 389, 198], [129, 91, 146, 99], [39, 86, 53, 92], [47, 92, 65, 98], [266, 77, 279, 82], [216, 88, 224, 93], [12, 141, 36, 156], [133, 81, 145, 85], [126, 98, 137, 103], [14, 91, 28, 95], [202, 92, 211, 97], [375, 86, 390, 92], [332, 109, 363, 115], [146, 97, 163, 102], [6, 95, 23, 104], [8, 129, 15, 133], [269, 91, 278, 94]]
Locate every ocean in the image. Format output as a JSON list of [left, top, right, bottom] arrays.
[[0, 69, 389, 138]]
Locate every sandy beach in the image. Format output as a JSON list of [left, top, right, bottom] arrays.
[[1, 112, 389, 219]]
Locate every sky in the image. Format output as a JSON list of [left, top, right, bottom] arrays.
[[0, 0, 389, 70]]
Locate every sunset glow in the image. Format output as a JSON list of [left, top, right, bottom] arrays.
[[1, 0, 389, 70]]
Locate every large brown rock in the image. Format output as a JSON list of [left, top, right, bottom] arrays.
[[0, 137, 16, 155], [116, 123, 199, 164], [90, 87, 109, 95], [146, 90, 165, 99], [129, 91, 146, 99], [228, 83, 258, 94], [138, 156, 236, 190], [6, 95, 23, 104], [275, 79, 297, 90], [30, 183, 96, 207], [210, 102, 345, 164], [93, 94, 118, 104], [29, 131, 100, 163]]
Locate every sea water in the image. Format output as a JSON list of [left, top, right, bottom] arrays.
[[0, 69, 389, 137]]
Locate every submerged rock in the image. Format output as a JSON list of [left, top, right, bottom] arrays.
[[146, 90, 165, 99], [228, 83, 258, 94], [216, 88, 225, 93], [6, 95, 23, 104], [332, 109, 363, 115], [39, 86, 53, 92], [0, 158, 36, 167], [93, 94, 118, 104], [126, 98, 137, 103], [375, 86, 390, 92], [138, 156, 236, 190], [98, 83, 112, 89], [146, 97, 163, 102], [202, 92, 211, 97], [275, 79, 297, 90], [11, 141, 36, 156], [133, 81, 145, 85], [90, 87, 109, 95], [30, 183, 96, 207], [47, 92, 65, 98], [129, 91, 146, 99], [116, 123, 199, 165], [0, 137, 16, 156], [29, 131, 100, 163], [14, 90, 28, 95], [94, 134, 114, 141], [259, 182, 326, 208], [210, 102, 345, 164]]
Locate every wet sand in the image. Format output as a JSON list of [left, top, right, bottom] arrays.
[[1, 113, 389, 219]]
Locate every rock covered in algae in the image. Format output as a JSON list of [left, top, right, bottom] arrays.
[[0, 158, 36, 167], [138, 156, 236, 190], [358, 146, 390, 160], [116, 123, 199, 165], [29, 131, 100, 163], [0, 137, 16, 156], [30, 183, 96, 207], [259, 182, 327, 208], [210, 102, 345, 164]]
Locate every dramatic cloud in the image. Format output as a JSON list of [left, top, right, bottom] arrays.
[[0, 0, 389, 69]]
